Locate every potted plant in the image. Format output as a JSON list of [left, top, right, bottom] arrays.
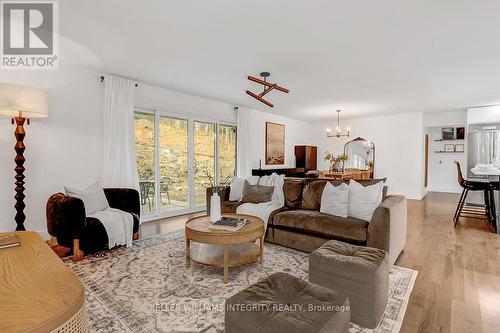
[[324, 152, 348, 172]]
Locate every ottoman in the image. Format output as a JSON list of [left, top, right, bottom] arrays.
[[225, 272, 350, 333], [309, 240, 389, 329]]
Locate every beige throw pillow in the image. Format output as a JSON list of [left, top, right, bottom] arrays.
[[240, 180, 274, 204]]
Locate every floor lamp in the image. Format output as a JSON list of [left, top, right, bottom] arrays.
[[0, 84, 48, 231]]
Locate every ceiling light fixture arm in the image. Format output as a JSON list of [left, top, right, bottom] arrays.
[[245, 72, 289, 108]]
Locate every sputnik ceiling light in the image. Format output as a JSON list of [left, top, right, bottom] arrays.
[[246, 72, 289, 108], [326, 110, 350, 138]]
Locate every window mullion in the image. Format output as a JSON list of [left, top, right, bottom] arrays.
[[154, 112, 160, 217], [188, 116, 195, 209], [215, 123, 220, 184]]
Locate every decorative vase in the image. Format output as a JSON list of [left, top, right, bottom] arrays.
[[210, 192, 222, 222]]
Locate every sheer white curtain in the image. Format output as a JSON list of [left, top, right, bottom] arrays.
[[236, 107, 250, 177], [102, 74, 139, 189]]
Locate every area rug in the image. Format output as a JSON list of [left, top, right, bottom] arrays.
[[66, 231, 417, 333]]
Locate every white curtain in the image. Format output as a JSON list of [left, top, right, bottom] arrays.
[[102, 74, 139, 189], [236, 107, 250, 177]]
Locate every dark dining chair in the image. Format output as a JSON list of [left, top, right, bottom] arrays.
[[454, 161, 496, 231]]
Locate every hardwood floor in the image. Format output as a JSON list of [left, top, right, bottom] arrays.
[[399, 192, 500, 333], [140, 192, 500, 333], [140, 212, 205, 239]]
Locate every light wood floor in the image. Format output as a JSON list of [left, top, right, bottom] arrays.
[[398, 192, 499, 333], [140, 192, 500, 333]]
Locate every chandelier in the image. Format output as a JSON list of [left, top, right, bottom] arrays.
[[326, 110, 350, 138]]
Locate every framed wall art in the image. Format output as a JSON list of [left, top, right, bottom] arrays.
[[265, 122, 285, 165]]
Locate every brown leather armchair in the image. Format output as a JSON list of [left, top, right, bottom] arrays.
[[46, 188, 140, 261]]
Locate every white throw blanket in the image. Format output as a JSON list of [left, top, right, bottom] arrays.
[[236, 173, 285, 230], [87, 208, 134, 248], [237, 201, 284, 230]]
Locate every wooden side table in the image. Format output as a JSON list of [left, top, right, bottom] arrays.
[[185, 214, 265, 283], [0, 231, 88, 333]]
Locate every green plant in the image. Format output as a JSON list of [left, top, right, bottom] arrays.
[[324, 151, 348, 165]]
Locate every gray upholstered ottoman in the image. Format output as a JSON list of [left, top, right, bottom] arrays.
[[309, 240, 389, 329], [225, 272, 350, 333]]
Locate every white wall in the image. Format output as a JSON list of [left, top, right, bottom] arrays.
[[423, 110, 466, 193], [424, 110, 466, 127], [0, 66, 104, 236], [311, 112, 425, 199], [426, 127, 465, 193], [467, 105, 500, 124], [245, 109, 313, 170], [135, 83, 237, 124]]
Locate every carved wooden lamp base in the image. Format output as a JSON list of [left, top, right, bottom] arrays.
[[13, 116, 28, 231]]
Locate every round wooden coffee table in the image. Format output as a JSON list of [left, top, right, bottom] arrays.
[[185, 214, 265, 283]]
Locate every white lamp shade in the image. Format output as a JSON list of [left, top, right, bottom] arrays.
[[0, 83, 48, 117]]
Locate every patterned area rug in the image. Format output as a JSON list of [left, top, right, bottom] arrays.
[[66, 231, 417, 333]]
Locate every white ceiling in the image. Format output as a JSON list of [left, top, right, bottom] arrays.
[[61, 0, 500, 121]]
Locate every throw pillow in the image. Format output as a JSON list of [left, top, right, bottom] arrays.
[[229, 177, 245, 201], [348, 180, 384, 222], [228, 176, 260, 201], [240, 180, 274, 204], [320, 182, 349, 218], [65, 182, 110, 216], [301, 181, 328, 210]]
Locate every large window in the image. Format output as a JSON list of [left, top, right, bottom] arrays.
[[219, 124, 237, 182], [194, 121, 216, 206], [134, 112, 156, 215], [134, 110, 236, 218], [159, 116, 188, 212]]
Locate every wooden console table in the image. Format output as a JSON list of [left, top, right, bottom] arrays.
[[0, 231, 88, 333]]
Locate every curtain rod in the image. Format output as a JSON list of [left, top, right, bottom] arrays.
[[100, 75, 138, 87]]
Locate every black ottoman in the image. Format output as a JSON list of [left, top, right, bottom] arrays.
[[225, 272, 350, 333]]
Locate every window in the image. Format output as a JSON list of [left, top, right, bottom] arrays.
[[134, 112, 156, 215], [159, 116, 188, 212], [218, 124, 237, 181], [134, 110, 236, 218], [194, 121, 216, 206]]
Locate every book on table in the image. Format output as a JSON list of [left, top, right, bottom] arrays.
[[0, 234, 20, 249], [208, 216, 249, 231]]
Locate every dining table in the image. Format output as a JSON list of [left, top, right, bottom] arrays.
[[321, 171, 355, 180], [470, 166, 500, 234]]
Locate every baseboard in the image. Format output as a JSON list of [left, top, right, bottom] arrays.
[[427, 187, 461, 194]]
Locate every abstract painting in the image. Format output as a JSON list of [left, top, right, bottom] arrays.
[[265, 122, 285, 165]]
